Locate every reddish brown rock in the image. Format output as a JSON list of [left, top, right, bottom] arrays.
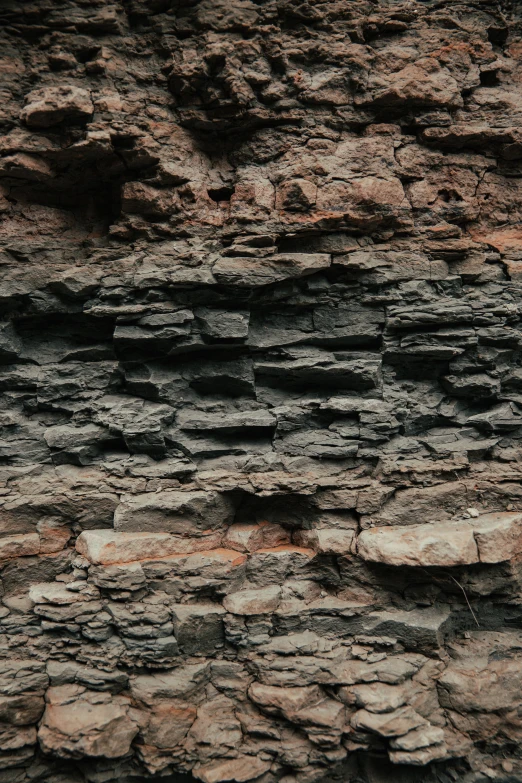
[[20, 86, 94, 127], [38, 686, 139, 759], [76, 529, 223, 564], [357, 522, 479, 567]]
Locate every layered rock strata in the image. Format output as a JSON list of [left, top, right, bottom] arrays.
[[2, 1, 522, 782]]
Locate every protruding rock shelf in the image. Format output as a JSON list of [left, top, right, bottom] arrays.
[[357, 513, 522, 567]]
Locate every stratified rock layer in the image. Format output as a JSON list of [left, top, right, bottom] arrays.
[[1, 1, 522, 782]]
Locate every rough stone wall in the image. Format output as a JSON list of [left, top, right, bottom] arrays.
[[2, 0, 522, 781]]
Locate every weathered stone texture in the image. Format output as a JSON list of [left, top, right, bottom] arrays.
[[1, 1, 522, 782]]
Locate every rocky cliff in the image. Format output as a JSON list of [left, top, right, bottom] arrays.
[[1, 1, 522, 782]]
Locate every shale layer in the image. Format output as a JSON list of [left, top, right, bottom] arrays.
[[1, 1, 522, 782]]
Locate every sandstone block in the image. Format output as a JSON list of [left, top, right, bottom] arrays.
[[362, 607, 452, 650], [20, 86, 94, 127], [0, 153, 53, 183], [363, 63, 462, 110], [223, 585, 282, 615], [351, 706, 426, 738], [390, 725, 445, 751], [212, 253, 331, 287], [177, 409, 275, 432], [141, 548, 247, 578], [47, 661, 128, 692], [114, 490, 234, 534], [38, 685, 139, 759], [346, 682, 407, 714], [76, 529, 222, 565], [0, 533, 40, 560], [90, 561, 147, 591], [294, 528, 355, 555], [357, 513, 522, 567], [141, 703, 197, 752], [29, 582, 93, 606], [0, 661, 48, 696], [472, 512, 522, 563], [388, 743, 448, 766], [131, 663, 211, 706], [246, 546, 315, 587], [334, 656, 421, 686], [248, 683, 323, 717], [223, 522, 290, 553], [438, 657, 522, 713], [37, 521, 70, 554], [0, 694, 45, 726], [357, 522, 479, 567], [0, 723, 37, 753]]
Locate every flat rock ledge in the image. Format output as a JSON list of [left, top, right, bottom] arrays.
[[70, 512, 522, 574], [357, 512, 522, 567]]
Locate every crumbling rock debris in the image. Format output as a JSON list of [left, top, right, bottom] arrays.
[[2, 1, 522, 782]]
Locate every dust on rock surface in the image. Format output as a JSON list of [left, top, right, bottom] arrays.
[[1, 0, 522, 782]]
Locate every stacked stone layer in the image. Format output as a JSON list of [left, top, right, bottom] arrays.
[[1, 1, 522, 782]]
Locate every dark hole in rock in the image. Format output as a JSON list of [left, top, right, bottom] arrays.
[[487, 26, 509, 45], [438, 189, 463, 203], [208, 186, 235, 202], [480, 70, 501, 87]]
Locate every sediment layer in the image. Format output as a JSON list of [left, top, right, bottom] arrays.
[[1, 1, 522, 782]]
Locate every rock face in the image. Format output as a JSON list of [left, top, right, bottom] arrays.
[[2, 1, 522, 782]]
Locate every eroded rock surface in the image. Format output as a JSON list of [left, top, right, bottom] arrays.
[[1, 1, 522, 782]]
